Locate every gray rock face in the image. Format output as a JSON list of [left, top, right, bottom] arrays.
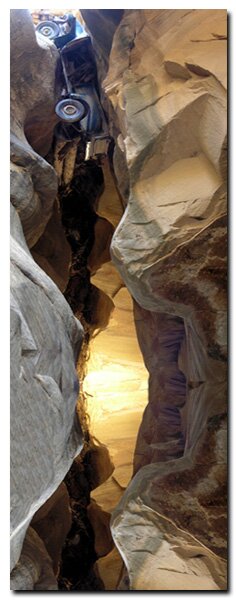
[[10, 9, 60, 248], [10, 10, 85, 588], [10, 9, 59, 157], [80, 9, 124, 65], [10, 205, 84, 573], [31, 200, 72, 293], [10, 135, 58, 248], [10, 527, 58, 590]]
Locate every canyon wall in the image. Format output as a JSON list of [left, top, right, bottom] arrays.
[[10, 10, 84, 588], [96, 8, 227, 590], [10, 8, 227, 591]]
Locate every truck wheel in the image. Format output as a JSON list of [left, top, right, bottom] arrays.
[[55, 99, 86, 123], [36, 21, 60, 40]]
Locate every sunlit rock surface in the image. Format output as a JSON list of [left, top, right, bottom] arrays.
[[86, 277, 148, 490], [112, 480, 227, 590], [99, 8, 227, 590], [84, 266, 148, 588]]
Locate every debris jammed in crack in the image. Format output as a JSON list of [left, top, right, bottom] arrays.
[[55, 152, 116, 592], [58, 450, 104, 591], [54, 147, 115, 590], [61, 160, 104, 319]]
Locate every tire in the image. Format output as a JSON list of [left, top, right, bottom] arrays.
[[36, 21, 60, 40], [55, 98, 86, 123]]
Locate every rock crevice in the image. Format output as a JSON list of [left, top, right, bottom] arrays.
[[10, 7, 227, 591]]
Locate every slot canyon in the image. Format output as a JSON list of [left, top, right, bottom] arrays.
[[10, 8, 227, 591]]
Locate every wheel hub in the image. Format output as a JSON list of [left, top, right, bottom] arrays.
[[63, 104, 78, 116], [41, 26, 53, 36]]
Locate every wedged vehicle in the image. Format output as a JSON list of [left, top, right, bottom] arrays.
[[35, 13, 111, 161]]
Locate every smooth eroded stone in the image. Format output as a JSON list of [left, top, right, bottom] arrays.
[[97, 8, 227, 589], [10, 206, 84, 571], [10, 527, 58, 591]]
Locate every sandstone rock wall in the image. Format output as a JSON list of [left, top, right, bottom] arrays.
[[10, 191, 83, 580], [10, 10, 84, 587], [99, 8, 227, 590], [11, 9, 59, 157], [10, 7, 228, 591], [10, 9, 58, 248], [10, 9, 71, 292]]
